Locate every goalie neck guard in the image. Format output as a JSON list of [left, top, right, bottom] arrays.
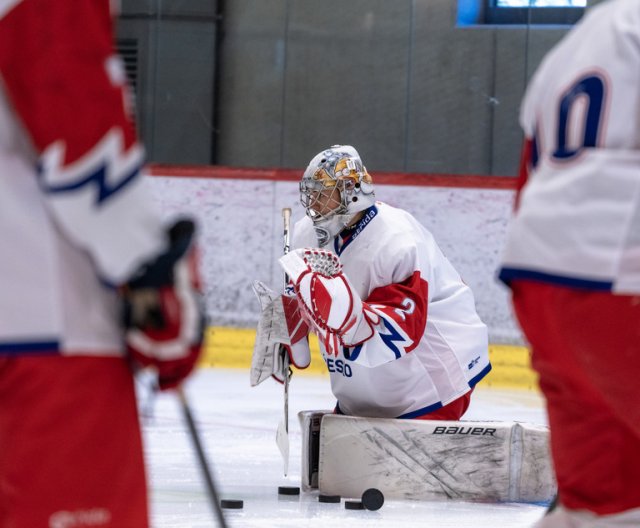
[[300, 145, 375, 247]]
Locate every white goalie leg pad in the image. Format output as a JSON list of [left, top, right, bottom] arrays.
[[298, 413, 557, 503], [533, 506, 640, 528], [279, 249, 374, 346]]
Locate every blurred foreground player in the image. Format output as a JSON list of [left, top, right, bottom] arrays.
[[0, 2, 205, 527], [499, 0, 640, 525], [255, 145, 490, 420]]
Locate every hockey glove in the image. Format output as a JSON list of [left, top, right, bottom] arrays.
[[122, 219, 206, 391], [278, 248, 377, 355], [251, 280, 311, 386]]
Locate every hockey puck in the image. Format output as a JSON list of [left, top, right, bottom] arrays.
[[362, 488, 385, 511], [278, 486, 300, 496], [220, 499, 243, 509], [345, 500, 364, 510], [318, 494, 341, 503]]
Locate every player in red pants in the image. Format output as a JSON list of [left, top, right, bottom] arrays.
[[0, 2, 205, 526], [511, 282, 640, 523], [500, 1, 640, 525]]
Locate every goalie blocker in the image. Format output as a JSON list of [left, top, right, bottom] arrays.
[[299, 411, 556, 504], [251, 281, 311, 386]]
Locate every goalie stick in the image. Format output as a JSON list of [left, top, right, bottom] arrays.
[[276, 207, 292, 476]]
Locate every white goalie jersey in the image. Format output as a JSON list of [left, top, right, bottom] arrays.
[[291, 202, 490, 419], [499, 0, 640, 294]]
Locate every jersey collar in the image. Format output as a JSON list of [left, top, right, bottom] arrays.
[[333, 204, 378, 256]]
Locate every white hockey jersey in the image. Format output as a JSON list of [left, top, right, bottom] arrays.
[[293, 202, 490, 419], [499, 0, 640, 294], [0, 2, 165, 357]]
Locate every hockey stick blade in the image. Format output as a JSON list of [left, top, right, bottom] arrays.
[[276, 415, 290, 476]]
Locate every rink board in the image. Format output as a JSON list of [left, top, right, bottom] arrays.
[[201, 326, 540, 390], [299, 411, 555, 503]]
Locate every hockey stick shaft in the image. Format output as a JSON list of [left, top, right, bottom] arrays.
[[275, 207, 292, 476], [177, 387, 229, 528], [282, 207, 292, 437], [282, 208, 292, 283]]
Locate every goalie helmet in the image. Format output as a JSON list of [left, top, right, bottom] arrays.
[[300, 145, 375, 247]]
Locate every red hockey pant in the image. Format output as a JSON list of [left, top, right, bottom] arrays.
[[511, 280, 640, 515], [415, 390, 473, 421], [0, 355, 149, 527]]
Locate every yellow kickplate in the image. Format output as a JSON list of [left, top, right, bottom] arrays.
[[200, 326, 539, 391]]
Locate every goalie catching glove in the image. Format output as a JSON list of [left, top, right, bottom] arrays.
[[122, 219, 206, 391], [278, 248, 377, 353], [251, 281, 311, 386]]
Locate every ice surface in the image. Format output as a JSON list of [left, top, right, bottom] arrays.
[[141, 369, 548, 527]]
